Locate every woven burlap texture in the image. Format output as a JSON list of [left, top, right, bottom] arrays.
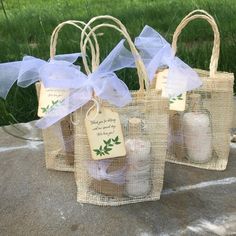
[[37, 20, 99, 171], [166, 10, 234, 170], [36, 82, 74, 171], [73, 16, 169, 206], [74, 93, 168, 206]]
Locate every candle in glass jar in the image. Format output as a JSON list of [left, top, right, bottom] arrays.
[[183, 94, 213, 163], [125, 118, 151, 197]]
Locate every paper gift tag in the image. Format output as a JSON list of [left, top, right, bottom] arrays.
[[155, 67, 169, 97], [169, 93, 186, 111], [155, 68, 186, 111], [85, 107, 126, 160], [37, 83, 70, 117]]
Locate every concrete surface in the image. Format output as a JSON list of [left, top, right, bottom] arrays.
[[0, 122, 236, 236]]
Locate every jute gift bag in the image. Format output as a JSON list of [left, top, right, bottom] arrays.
[[166, 10, 234, 170], [37, 20, 99, 172], [36, 82, 74, 171], [72, 16, 169, 206]]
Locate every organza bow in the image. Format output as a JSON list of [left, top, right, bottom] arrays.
[[36, 40, 134, 129], [0, 53, 81, 99], [134, 25, 202, 97], [87, 159, 126, 185]]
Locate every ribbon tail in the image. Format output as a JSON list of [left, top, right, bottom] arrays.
[[87, 159, 126, 185], [96, 39, 135, 74], [93, 73, 132, 107], [134, 25, 170, 65], [134, 26, 202, 96], [106, 166, 126, 185], [167, 59, 202, 97], [87, 160, 111, 181], [0, 61, 21, 99], [17, 56, 46, 87], [36, 88, 92, 129], [146, 45, 171, 82], [40, 63, 87, 89], [53, 53, 82, 64]]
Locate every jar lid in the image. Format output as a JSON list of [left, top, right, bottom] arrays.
[[128, 118, 141, 135], [188, 94, 202, 111]]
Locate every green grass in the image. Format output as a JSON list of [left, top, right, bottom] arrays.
[[0, 0, 235, 125]]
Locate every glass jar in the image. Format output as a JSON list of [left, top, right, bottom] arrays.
[[182, 94, 213, 163], [125, 118, 151, 197]]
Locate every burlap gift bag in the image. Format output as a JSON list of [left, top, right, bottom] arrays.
[[36, 20, 100, 172], [36, 82, 74, 171], [71, 16, 169, 206], [166, 10, 234, 170]]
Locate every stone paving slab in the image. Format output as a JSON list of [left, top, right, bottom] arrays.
[[0, 121, 236, 236]]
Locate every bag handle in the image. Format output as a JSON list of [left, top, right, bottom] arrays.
[[50, 20, 100, 74], [172, 10, 220, 78], [80, 16, 149, 91]]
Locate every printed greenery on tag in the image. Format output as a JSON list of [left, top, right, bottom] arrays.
[[169, 94, 183, 104], [85, 107, 126, 160], [41, 100, 61, 114], [37, 83, 69, 117], [93, 136, 121, 156], [169, 93, 186, 111], [155, 68, 186, 111]]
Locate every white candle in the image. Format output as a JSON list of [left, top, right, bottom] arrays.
[[125, 118, 152, 197], [183, 112, 212, 163]]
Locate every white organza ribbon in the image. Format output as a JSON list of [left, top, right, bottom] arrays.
[[87, 159, 126, 185], [0, 53, 81, 99], [134, 25, 202, 97], [36, 40, 134, 129], [0, 61, 21, 99]]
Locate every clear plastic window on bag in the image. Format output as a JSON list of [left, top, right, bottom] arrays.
[[36, 82, 74, 172], [166, 10, 234, 170], [167, 85, 234, 170], [74, 91, 168, 206], [41, 116, 74, 171]]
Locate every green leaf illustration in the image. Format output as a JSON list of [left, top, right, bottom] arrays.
[[41, 100, 62, 114], [52, 100, 59, 105], [93, 136, 122, 156], [103, 140, 108, 145], [169, 93, 184, 104]]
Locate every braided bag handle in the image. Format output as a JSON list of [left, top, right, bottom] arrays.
[[172, 10, 220, 78], [80, 16, 149, 91], [50, 20, 100, 74]]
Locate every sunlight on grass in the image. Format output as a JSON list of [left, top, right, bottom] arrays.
[[0, 0, 235, 125]]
